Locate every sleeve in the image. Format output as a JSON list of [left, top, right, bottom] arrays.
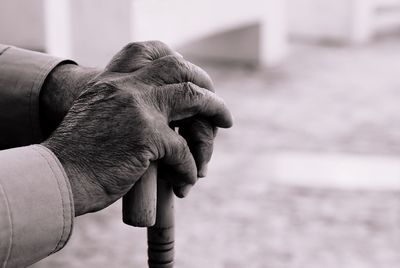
[[0, 145, 74, 268], [0, 44, 76, 149]]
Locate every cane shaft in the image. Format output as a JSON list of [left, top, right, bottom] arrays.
[[122, 163, 175, 268], [147, 179, 174, 268]]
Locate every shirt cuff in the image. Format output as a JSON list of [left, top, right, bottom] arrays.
[[0, 45, 76, 148], [0, 145, 74, 268]]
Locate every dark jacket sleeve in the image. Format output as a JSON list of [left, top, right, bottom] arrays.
[[0, 44, 73, 149]]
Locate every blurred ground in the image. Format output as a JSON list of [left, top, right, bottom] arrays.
[[32, 36, 400, 268]]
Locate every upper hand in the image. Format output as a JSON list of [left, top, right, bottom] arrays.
[[43, 41, 233, 216]]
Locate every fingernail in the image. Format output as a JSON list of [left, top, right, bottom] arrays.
[[198, 164, 208, 178], [179, 185, 192, 197]]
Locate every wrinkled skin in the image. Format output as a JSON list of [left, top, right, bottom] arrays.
[[43, 41, 233, 216]]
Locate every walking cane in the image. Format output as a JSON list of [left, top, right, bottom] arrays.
[[122, 162, 175, 268]]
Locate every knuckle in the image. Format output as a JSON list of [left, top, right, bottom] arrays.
[[91, 81, 119, 95], [146, 40, 169, 50], [162, 55, 187, 69], [151, 55, 193, 83], [177, 135, 189, 150], [92, 80, 138, 107], [182, 82, 204, 100], [170, 134, 189, 155], [144, 40, 175, 61], [123, 42, 146, 54]]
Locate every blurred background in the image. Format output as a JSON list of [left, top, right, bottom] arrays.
[[2, 0, 400, 267]]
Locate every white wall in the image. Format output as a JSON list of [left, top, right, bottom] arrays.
[[131, 0, 287, 66], [288, 0, 400, 44], [288, 0, 352, 42], [0, 0, 45, 51], [0, 0, 288, 67], [68, 0, 132, 66], [44, 0, 132, 67]]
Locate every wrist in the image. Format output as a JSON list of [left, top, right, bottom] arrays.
[[42, 139, 96, 216], [43, 130, 112, 216], [40, 63, 101, 138]]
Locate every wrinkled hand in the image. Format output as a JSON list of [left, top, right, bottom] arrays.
[[43, 41, 233, 216], [40, 42, 217, 178]]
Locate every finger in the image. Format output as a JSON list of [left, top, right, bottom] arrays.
[[106, 41, 178, 73], [135, 55, 214, 91], [178, 118, 217, 177], [157, 125, 197, 197], [173, 184, 193, 198], [156, 82, 233, 128], [158, 163, 193, 198]]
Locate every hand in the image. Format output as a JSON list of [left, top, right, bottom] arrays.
[[42, 41, 233, 216], [41, 41, 218, 185]]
